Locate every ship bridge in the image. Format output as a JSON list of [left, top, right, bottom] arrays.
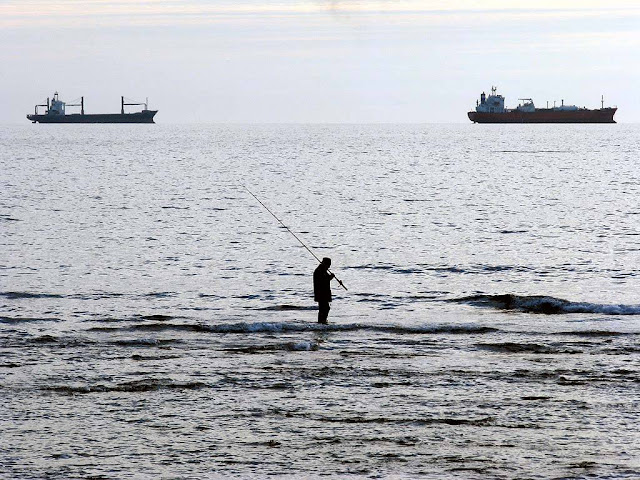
[[475, 86, 505, 113], [49, 92, 66, 115]]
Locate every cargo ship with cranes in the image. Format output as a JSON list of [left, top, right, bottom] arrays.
[[27, 92, 157, 123], [468, 87, 616, 123]]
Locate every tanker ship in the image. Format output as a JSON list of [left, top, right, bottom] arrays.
[[468, 87, 616, 124], [27, 92, 157, 123]]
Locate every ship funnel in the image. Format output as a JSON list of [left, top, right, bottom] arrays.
[[480, 92, 486, 104]]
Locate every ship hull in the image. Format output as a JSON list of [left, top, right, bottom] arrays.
[[27, 110, 157, 124], [468, 108, 616, 124]]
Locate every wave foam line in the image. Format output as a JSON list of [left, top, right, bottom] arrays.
[[455, 294, 640, 315], [224, 341, 319, 353], [120, 321, 498, 335]]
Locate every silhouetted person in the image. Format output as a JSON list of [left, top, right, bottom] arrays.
[[314, 257, 335, 324]]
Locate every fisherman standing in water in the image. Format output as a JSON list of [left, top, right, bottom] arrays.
[[314, 257, 335, 324], [243, 188, 347, 316]]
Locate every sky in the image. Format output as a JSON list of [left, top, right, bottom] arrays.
[[2, 0, 639, 123]]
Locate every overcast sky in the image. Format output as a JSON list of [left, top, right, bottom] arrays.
[[2, 1, 638, 123]]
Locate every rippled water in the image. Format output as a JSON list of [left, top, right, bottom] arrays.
[[1, 124, 639, 479]]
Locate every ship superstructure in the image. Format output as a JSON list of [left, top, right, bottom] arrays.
[[468, 87, 616, 123]]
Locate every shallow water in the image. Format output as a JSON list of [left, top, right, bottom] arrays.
[[1, 124, 639, 479]]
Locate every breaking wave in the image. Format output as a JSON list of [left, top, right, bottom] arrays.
[[111, 338, 181, 347], [224, 341, 319, 353], [454, 294, 640, 315], [272, 410, 495, 427], [0, 291, 64, 299], [44, 379, 209, 395], [256, 305, 316, 311], [0, 316, 60, 324], [0, 291, 177, 301], [106, 321, 499, 336], [475, 342, 582, 354], [554, 330, 628, 337]]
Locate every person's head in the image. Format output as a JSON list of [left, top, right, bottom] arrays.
[[321, 257, 331, 269]]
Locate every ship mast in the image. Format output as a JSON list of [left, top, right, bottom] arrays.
[[34, 97, 49, 115], [121, 96, 149, 114], [65, 96, 84, 115]]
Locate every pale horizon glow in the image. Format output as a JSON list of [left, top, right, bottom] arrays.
[[3, 1, 640, 26]]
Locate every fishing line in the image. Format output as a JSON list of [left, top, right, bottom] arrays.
[[244, 186, 347, 291]]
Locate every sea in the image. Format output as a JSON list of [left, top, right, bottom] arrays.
[[1, 124, 639, 480]]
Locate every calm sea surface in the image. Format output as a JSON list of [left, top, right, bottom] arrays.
[[1, 124, 639, 479]]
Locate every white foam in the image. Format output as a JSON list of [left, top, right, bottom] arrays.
[[563, 302, 640, 315], [291, 341, 315, 351]]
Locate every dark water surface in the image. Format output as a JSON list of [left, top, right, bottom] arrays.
[[1, 124, 639, 479]]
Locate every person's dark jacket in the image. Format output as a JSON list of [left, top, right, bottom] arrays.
[[314, 265, 333, 302]]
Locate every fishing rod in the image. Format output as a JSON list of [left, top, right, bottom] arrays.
[[244, 186, 347, 291]]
